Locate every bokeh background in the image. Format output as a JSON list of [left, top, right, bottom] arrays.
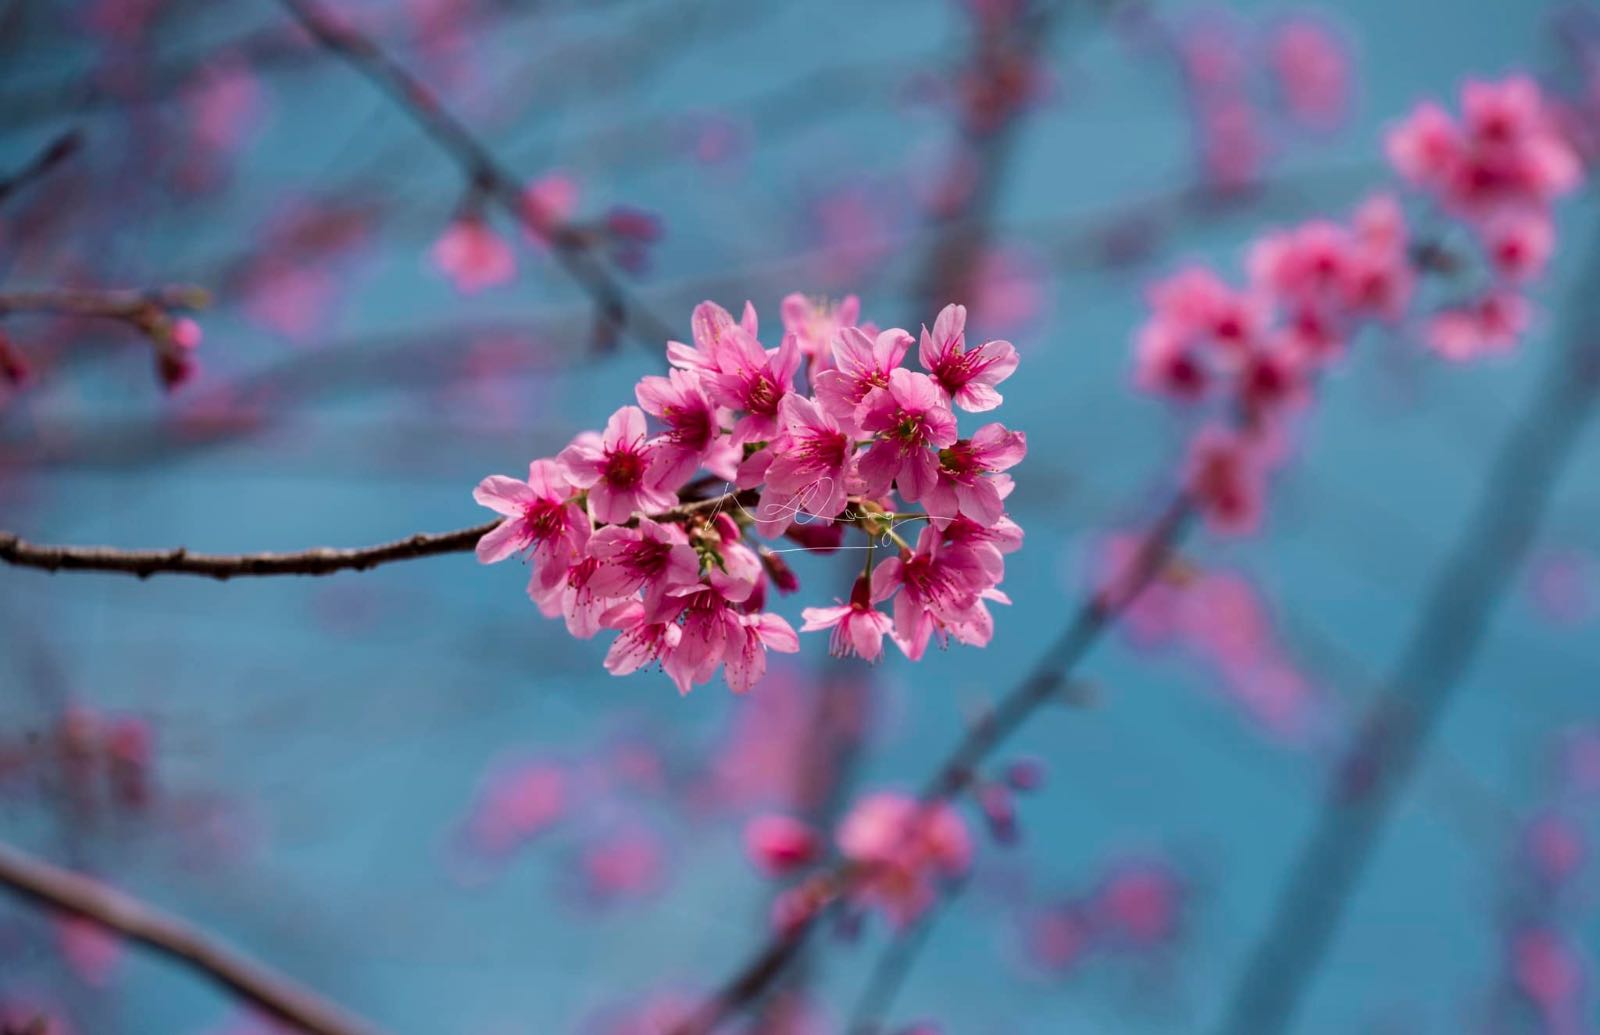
[[2, 0, 1598, 1032]]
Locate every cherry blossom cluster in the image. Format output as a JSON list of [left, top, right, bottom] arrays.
[[473, 296, 1027, 695], [1146, 10, 1352, 195], [747, 758, 1043, 932], [750, 791, 974, 932], [0, 704, 155, 813], [1024, 856, 1188, 974], [1387, 75, 1582, 355], [1134, 75, 1584, 535]]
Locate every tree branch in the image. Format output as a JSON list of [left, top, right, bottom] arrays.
[[0, 840, 387, 1035], [0, 129, 81, 209], [273, 0, 678, 350], [0, 285, 209, 321], [0, 491, 759, 580], [0, 521, 502, 580], [670, 490, 1195, 1035]]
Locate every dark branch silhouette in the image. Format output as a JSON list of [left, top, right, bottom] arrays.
[[274, 0, 678, 350], [0, 840, 387, 1035], [0, 128, 81, 208], [0, 491, 754, 580]]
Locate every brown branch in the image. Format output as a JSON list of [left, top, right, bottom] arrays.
[[273, 0, 678, 350], [0, 491, 757, 580], [671, 491, 1196, 1035], [0, 285, 211, 389], [0, 520, 502, 580], [0, 840, 387, 1035], [0, 129, 81, 209], [0, 285, 209, 321]]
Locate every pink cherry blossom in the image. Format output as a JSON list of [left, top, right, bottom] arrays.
[[837, 791, 971, 927], [474, 296, 1025, 694], [520, 171, 578, 243], [667, 299, 760, 373], [745, 814, 821, 876], [431, 215, 515, 293], [871, 525, 993, 660], [635, 368, 733, 484], [462, 759, 568, 859], [700, 323, 801, 445], [1483, 209, 1555, 282], [755, 394, 855, 534], [1266, 18, 1350, 129], [813, 325, 914, 429], [856, 368, 959, 501], [1388, 77, 1581, 219], [781, 292, 860, 371], [473, 459, 590, 566], [586, 518, 700, 608], [1092, 861, 1185, 948], [917, 303, 1019, 411], [1186, 427, 1267, 536], [1425, 291, 1529, 361], [530, 554, 629, 639], [921, 422, 1026, 527], [801, 577, 895, 662], [657, 587, 798, 694], [559, 406, 682, 524]]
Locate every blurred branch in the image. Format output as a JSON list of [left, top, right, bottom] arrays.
[[1210, 227, 1600, 1035], [845, 880, 963, 1035], [274, 0, 679, 349], [0, 284, 210, 389], [0, 285, 208, 321], [671, 490, 1195, 1035], [0, 840, 387, 1035], [0, 129, 81, 209]]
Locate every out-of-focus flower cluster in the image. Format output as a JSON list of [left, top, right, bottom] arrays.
[[1133, 76, 1584, 536], [1023, 857, 1188, 976], [0, 703, 154, 815], [750, 791, 974, 933], [473, 297, 1027, 695]]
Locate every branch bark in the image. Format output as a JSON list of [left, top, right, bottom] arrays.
[[0, 491, 755, 580], [0, 840, 387, 1035]]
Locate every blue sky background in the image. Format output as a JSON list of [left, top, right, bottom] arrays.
[[2, 0, 1597, 1032]]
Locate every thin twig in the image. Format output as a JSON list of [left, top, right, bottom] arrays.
[[0, 129, 81, 208], [274, 0, 678, 350], [0, 491, 757, 580], [0, 840, 387, 1035], [0, 285, 208, 320], [0, 521, 502, 580], [670, 491, 1196, 1035], [846, 880, 965, 1035]]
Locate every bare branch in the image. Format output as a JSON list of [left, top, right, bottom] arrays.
[[0, 285, 209, 321], [0, 491, 758, 580], [0, 521, 502, 580], [0, 129, 81, 208], [670, 491, 1196, 1035], [273, 0, 678, 349], [0, 840, 387, 1035]]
